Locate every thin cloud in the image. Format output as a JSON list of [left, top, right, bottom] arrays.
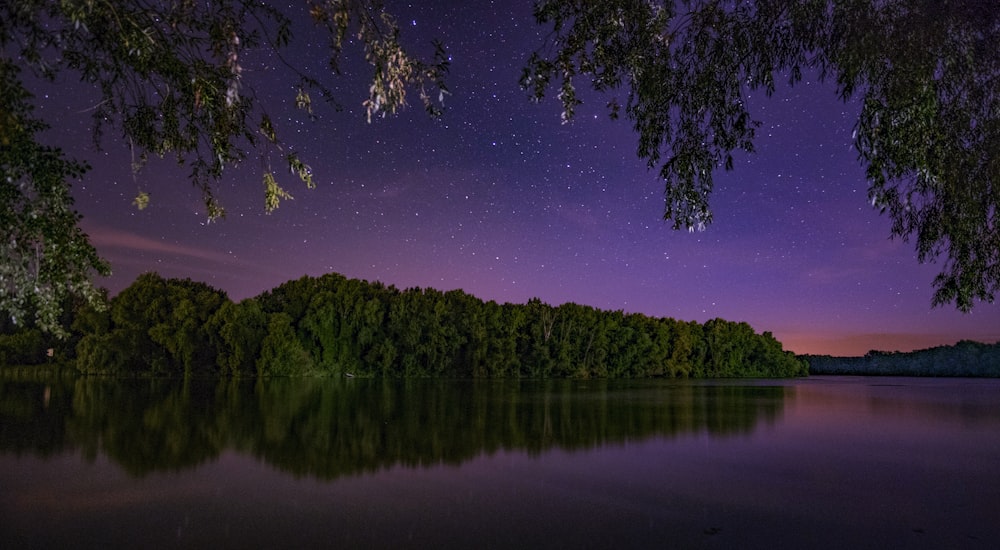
[[82, 223, 233, 264]]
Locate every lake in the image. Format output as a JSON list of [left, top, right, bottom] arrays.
[[1, 375, 998, 549]]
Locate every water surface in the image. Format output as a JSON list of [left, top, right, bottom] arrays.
[[1, 376, 998, 548]]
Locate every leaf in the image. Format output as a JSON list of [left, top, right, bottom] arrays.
[[133, 191, 150, 210], [263, 172, 293, 213]]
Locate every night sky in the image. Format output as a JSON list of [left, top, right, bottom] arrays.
[[36, 1, 1000, 356]]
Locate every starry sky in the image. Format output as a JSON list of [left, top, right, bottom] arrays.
[[36, 1, 1000, 356]]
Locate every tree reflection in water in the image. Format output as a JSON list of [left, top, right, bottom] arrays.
[[0, 377, 787, 478]]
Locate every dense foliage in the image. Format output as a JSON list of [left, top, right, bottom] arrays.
[[0, 60, 110, 335], [525, 0, 1000, 310], [6, 271, 806, 378], [74, 273, 229, 376], [1, 0, 447, 331], [2, 1, 998, 334], [804, 340, 1000, 377]]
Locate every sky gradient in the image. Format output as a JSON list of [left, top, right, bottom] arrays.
[[37, 1, 1000, 356]]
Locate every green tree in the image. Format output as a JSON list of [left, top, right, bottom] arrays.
[[1, 0, 447, 332], [209, 299, 268, 377], [0, 60, 110, 335], [9, 0, 993, 334], [258, 312, 315, 376], [146, 279, 229, 375], [300, 291, 344, 372], [74, 272, 228, 375], [524, 0, 999, 310], [0, 327, 46, 366]]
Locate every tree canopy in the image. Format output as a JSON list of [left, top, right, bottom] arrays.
[[1, 0, 998, 332], [31, 270, 806, 378], [524, 0, 999, 310], [1, 0, 447, 331]]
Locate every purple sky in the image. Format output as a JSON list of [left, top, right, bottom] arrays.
[[38, 1, 1000, 356]]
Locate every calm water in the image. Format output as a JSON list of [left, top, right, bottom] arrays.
[[1, 376, 998, 549]]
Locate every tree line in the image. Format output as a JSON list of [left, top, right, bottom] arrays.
[[1, 271, 806, 378], [3, 1, 998, 335], [804, 340, 1000, 377]]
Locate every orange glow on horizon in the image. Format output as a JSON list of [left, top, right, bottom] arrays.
[[777, 332, 1000, 357]]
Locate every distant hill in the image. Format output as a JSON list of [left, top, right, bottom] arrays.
[[802, 340, 1000, 377]]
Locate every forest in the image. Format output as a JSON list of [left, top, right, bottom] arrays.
[[804, 340, 1000, 377], [0, 271, 806, 378]]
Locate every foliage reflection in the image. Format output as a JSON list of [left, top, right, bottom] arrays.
[[1, 377, 788, 478]]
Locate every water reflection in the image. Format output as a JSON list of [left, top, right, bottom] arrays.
[[0, 377, 787, 478], [4, 376, 1000, 548], [787, 376, 1000, 430]]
